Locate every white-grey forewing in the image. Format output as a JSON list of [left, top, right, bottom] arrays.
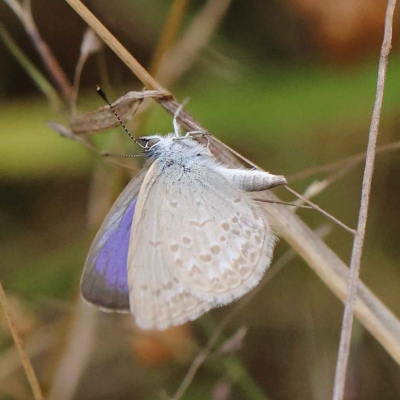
[[128, 163, 215, 330], [81, 167, 148, 311], [159, 164, 275, 304], [128, 160, 275, 329]]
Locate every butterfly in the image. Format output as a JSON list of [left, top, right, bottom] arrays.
[[81, 115, 286, 330]]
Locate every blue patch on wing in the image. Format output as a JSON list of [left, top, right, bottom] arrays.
[[93, 197, 137, 294], [81, 197, 137, 311]]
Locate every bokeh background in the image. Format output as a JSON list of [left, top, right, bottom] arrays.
[[1, 1, 400, 399]]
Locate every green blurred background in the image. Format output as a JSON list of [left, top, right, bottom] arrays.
[[0, 0, 400, 399]]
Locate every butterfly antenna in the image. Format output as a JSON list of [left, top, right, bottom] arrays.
[[96, 85, 144, 148]]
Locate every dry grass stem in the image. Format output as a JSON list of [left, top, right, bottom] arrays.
[[211, 380, 232, 400], [47, 300, 97, 400], [156, 0, 231, 86], [332, 1, 398, 399], [288, 140, 400, 183], [285, 186, 357, 235], [0, 22, 62, 110], [216, 326, 247, 355], [0, 282, 44, 400], [5, 0, 72, 100], [289, 141, 400, 209], [296, 162, 358, 205], [149, 0, 189, 75], [253, 198, 312, 209], [70, 29, 104, 116], [65, 0, 170, 95], [0, 326, 55, 383]]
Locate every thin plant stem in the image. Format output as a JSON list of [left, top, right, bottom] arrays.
[[253, 198, 312, 209], [156, 0, 231, 86], [289, 141, 400, 208], [70, 29, 104, 116], [70, 53, 88, 116], [0, 22, 62, 110], [0, 282, 44, 400], [0, 325, 56, 383], [298, 161, 359, 203], [332, 1, 397, 399], [285, 186, 357, 235], [4, 0, 72, 100], [149, 0, 188, 75], [287, 140, 400, 183], [47, 301, 97, 400]]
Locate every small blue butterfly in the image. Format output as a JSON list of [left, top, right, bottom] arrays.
[[81, 101, 286, 330]]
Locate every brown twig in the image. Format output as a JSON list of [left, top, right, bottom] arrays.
[[0, 282, 44, 400], [332, 1, 397, 399]]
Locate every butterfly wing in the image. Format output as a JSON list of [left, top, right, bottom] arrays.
[[81, 167, 148, 311], [128, 163, 216, 330], [127, 161, 275, 330], [163, 166, 276, 304]]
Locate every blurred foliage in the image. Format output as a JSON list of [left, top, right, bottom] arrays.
[[0, 0, 400, 399]]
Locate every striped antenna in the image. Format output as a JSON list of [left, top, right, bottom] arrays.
[[96, 85, 144, 148]]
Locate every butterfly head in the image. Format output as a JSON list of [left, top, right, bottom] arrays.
[[137, 134, 211, 163], [136, 135, 162, 151]]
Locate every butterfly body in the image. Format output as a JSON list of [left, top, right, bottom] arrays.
[[82, 132, 286, 330]]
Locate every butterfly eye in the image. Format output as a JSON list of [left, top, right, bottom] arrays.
[[137, 137, 161, 149]]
